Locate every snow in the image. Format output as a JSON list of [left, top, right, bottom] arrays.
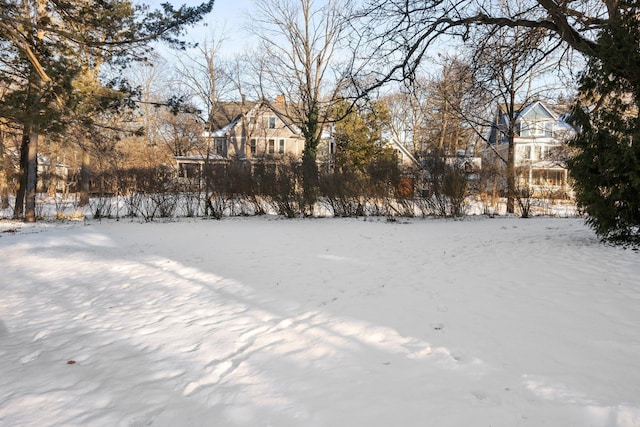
[[1, 216, 639, 426]]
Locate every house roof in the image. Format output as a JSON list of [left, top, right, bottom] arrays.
[[263, 101, 303, 135], [489, 100, 572, 144], [207, 100, 303, 137], [530, 160, 567, 170], [386, 138, 420, 168], [495, 101, 558, 126], [209, 101, 257, 133], [519, 101, 557, 121]]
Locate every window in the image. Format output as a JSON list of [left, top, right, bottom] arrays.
[[268, 116, 276, 129], [521, 120, 554, 137], [268, 139, 275, 154], [535, 146, 543, 160], [215, 139, 224, 155], [531, 121, 552, 137], [249, 116, 256, 125], [533, 170, 562, 186], [179, 163, 200, 179], [278, 139, 285, 154], [250, 138, 257, 155], [524, 145, 531, 160]]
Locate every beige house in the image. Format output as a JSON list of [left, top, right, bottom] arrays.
[[176, 99, 419, 176], [483, 101, 575, 196], [203, 99, 335, 161], [175, 99, 312, 179]]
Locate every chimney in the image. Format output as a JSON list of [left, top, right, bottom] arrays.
[[275, 95, 285, 104]]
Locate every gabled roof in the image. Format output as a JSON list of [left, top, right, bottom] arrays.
[[531, 159, 566, 169], [519, 101, 557, 121], [262, 101, 303, 135], [209, 101, 257, 133], [497, 101, 559, 123], [386, 138, 420, 168], [207, 100, 303, 137], [489, 100, 570, 143]]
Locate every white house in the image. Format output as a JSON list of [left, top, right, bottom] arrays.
[[385, 137, 421, 169], [483, 101, 575, 196], [37, 154, 70, 192]]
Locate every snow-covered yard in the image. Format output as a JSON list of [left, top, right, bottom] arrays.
[[1, 216, 639, 426]]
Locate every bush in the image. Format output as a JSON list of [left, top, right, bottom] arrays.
[[423, 154, 469, 218]]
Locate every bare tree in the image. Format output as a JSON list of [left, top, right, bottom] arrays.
[[127, 59, 167, 147], [422, 57, 478, 157], [250, 0, 355, 211], [156, 109, 205, 157], [382, 26, 557, 215], [380, 80, 431, 155], [469, 22, 559, 213], [355, 1, 611, 90], [171, 36, 234, 125]]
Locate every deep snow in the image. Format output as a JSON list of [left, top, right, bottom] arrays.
[[1, 216, 639, 426]]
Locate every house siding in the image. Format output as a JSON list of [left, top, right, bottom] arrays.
[[482, 101, 575, 196]]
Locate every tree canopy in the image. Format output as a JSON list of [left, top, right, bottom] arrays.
[[358, 0, 640, 244], [568, 6, 640, 245], [0, 0, 214, 221], [358, 1, 631, 88]]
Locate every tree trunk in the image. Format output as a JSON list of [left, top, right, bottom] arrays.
[[302, 109, 320, 214], [13, 130, 30, 219], [203, 141, 211, 216], [79, 147, 91, 206], [0, 125, 9, 209], [302, 142, 319, 213], [24, 126, 39, 223], [506, 134, 516, 214]]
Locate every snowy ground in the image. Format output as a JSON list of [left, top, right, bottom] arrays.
[[1, 216, 639, 427]]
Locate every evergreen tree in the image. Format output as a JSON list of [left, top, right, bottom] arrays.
[[333, 101, 391, 173], [0, 0, 214, 221], [569, 9, 640, 246], [331, 100, 400, 197]]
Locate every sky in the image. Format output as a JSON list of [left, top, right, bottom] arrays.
[[148, 0, 256, 57]]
